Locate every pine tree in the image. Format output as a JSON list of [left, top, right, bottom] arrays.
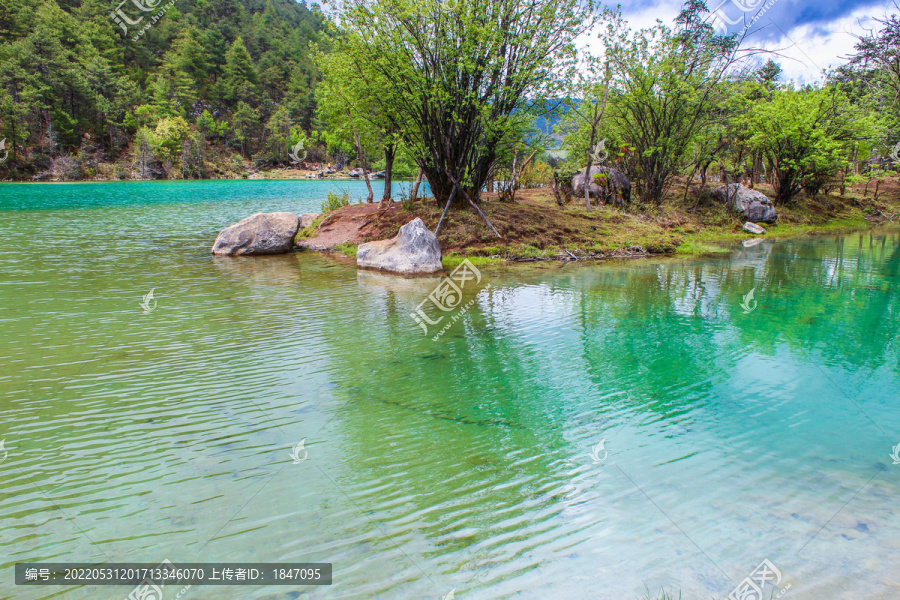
[[222, 37, 260, 106]]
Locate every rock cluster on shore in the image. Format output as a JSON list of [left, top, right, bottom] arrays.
[[572, 166, 632, 204], [712, 184, 777, 224], [356, 218, 443, 275], [212, 212, 443, 276]]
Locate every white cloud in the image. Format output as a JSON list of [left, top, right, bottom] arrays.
[[575, 0, 683, 59], [621, 0, 684, 32], [755, 5, 886, 84], [577, 1, 888, 85]]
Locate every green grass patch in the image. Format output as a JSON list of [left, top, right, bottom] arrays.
[[770, 216, 868, 236], [334, 242, 357, 258], [294, 214, 326, 243], [441, 253, 503, 270], [675, 239, 731, 255]]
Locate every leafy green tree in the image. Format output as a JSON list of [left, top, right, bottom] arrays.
[[602, 0, 738, 204], [846, 14, 900, 136], [133, 126, 153, 180], [152, 27, 211, 115], [745, 86, 867, 203], [232, 101, 260, 157], [151, 115, 191, 174], [337, 0, 597, 209], [560, 42, 615, 209], [317, 46, 403, 202], [196, 109, 228, 143], [0, 0, 328, 176], [222, 37, 260, 106], [0, 88, 28, 163], [757, 59, 782, 89], [263, 104, 297, 164]]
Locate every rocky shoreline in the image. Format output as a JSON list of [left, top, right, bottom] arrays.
[[207, 174, 898, 275]]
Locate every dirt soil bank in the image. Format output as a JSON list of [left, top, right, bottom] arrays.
[[296, 179, 900, 264]]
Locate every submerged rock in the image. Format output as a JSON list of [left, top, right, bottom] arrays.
[[357, 217, 442, 275], [743, 221, 766, 234], [713, 184, 777, 223], [211, 212, 300, 256]]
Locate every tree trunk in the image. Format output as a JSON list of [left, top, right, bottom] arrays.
[[422, 165, 462, 207], [749, 151, 759, 189], [382, 144, 395, 203], [552, 172, 564, 206], [352, 125, 373, 203], [582, 61, 612, 211], [410, 166, 423, 203], [10, 117, 17, 162], [583, 150, 594, 210], [683, 167, 697, 203]]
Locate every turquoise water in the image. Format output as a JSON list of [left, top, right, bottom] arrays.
[[0, 181, 899, 600], [0, 179, 422, 211]]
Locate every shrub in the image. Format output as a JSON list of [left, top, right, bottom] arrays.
[[334, 242, 357, 257], [521, 160, 553, 187], [321, 190, 351, 213]]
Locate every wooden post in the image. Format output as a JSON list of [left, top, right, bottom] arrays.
[[434, 186, 457, 236]]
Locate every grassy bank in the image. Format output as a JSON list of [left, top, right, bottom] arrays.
[[325, 177, 897, 270]]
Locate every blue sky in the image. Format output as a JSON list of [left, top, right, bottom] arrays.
[[601, 0, 893, 83]]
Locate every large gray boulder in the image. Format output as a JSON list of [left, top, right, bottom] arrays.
[[712, 184, 777, 223], [572, 166, 631, 204], [211, 212, 300, 256], [357, 218, 442, 275], [299, 213, 320, 229]]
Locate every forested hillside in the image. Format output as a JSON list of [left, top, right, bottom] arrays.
[[1, 0, 898, 201], [0, 0, 329, 179]]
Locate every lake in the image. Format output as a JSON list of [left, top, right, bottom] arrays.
[[1, 181, 898, 600]]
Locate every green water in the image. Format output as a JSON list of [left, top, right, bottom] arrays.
[[1, 181, 899, 600]]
